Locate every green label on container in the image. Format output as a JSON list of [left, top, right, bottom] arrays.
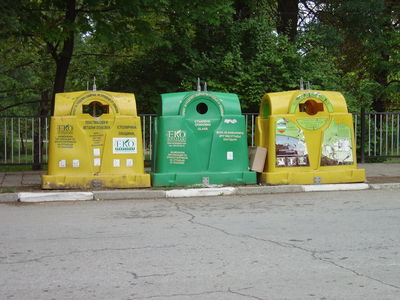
[[167, 151, 188, 165], [297, 118, 328, 130], [289, 91, 333, 114], [166, 130, 187, 147], [321, 120, 353, 165], [216, 130, 244, 142], [194, 120, 211, 131]]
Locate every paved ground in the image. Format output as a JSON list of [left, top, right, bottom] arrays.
[[0, 170, 45, 190], [1, 189, 399, 300], [0, 163, 399, 191], [360, 163, 400, 183]]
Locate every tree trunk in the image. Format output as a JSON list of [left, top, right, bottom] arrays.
[[372, 0, 396, 112], [373, 66, 390, 112], [51, 55, 74, 114], [50, 0, 77, 115], [277, 0, 299, 42], [32, 91, 50, 170], [233, 0, 252, 20]]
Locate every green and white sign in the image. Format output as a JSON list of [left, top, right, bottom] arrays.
[[113, 137, 137, 154], [321, 120, 353, 165]]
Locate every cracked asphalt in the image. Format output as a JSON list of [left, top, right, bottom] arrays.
[[1, 189, 399, 300]]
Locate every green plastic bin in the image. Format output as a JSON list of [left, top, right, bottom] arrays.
[[151, 91, 256, 186]]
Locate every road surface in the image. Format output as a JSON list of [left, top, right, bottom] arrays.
[[1, 189, 399, 299]]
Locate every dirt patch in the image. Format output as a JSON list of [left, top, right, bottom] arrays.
[[366, 176, 400, 183]]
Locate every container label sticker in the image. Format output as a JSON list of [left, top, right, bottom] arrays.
[[126, 159, 133, 167], [117, 125, 136, 129], [117, 125, 136, 136], [59, 160, 66, 168], [227, 151, 233, 160], [167, 151, 188, 165], [94, 158, 101, 166], [55, 135, 76, 149], [72, 92, 119, 115], [113, 159, 120, 167], [79, 120, 112, 147], [57, 125, 74, 134], [321, 120, 353, 165], [297, 118, 328, 130], [289, 91, 333, 113], [83, 120, 110, 130], [224, 119, 237, 124], [93, 148, 100, 156], [118, 131, 136, 136], [194, 120, 211, 131], [113, 137, 137, 154], [167, 130, 186, 147], [275, 118, 309, 167], [89, 132, 105, 147], [216, 131, 244, 142]]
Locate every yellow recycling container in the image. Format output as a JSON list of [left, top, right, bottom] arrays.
[[42, 90, 150, 189], [256, 90, 366, 185]]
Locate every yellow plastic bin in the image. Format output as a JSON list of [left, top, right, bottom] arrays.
[[42, 90, 150, 189], [255, 90, 366, 185]]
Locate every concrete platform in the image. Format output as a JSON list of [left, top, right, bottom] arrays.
[[0, 163, 399, 202]]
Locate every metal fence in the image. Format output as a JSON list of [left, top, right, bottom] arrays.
[[356, 112, 400, 160], [1, 112, 399, 165], [0, 116, 49, 165]]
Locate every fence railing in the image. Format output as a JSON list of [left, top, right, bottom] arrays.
[[357, 112, 400, 160], [0, 116, 49, 165], [1, 112, 399, 166]]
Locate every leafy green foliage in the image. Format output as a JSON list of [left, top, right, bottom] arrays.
[[1, 0, 399, 116], [107, 9, 346, 113], [303, 0, 400, 111]]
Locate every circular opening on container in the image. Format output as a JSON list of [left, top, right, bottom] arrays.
[[299, 99, 323, 116], [82, 101, 109, 117], [196, 102, 208, 114]]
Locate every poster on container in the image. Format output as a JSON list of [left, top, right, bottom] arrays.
[[275, 118, 309, 167], [320, 120, 353, 165]]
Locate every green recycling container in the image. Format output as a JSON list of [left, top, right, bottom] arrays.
[[151, 91, 256, 186]]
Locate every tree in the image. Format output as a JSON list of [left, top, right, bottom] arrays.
[[1, 0, 172, 115], [277, 0, 300, 42], [106, 1, 344, 113], [301, 0, 400, 111]]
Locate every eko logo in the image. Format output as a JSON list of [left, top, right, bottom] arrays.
[[167, 130, 186, 144], [57, 124, 73, 134], [113, 137, 137, 154]]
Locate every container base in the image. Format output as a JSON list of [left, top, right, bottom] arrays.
[[41, 173, 151, 189], [151, 171, 257, 187], [259, 168, 366, 185]]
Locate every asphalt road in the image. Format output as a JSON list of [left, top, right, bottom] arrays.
[[1, 190, 400, 300]]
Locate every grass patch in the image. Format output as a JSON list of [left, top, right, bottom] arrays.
[[384, 158, 400, 163], [0, 165, 48, 172], [0, 187, 16, 193]]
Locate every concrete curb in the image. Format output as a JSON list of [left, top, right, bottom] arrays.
[[0, 193, 19, 203], [302, 183, 370, 192], [93, 189, 166, 200], [18, 192, 93, 202], [0, 183, 399, 203], [236, 185, 303, 195], [166, 187, 237, 198], [369, 183, 400, 190]]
